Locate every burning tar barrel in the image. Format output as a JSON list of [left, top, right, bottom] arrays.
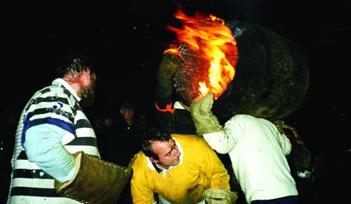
[[212, 20, 309, 122], [156, 12, 309, 123]]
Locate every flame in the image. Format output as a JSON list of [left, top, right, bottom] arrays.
[[166, 10, 238, 99]]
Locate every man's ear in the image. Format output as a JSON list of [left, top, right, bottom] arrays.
[[79, 70, 93, 86]]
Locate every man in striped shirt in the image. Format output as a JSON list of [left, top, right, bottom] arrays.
[[7, 53, 130, 204]]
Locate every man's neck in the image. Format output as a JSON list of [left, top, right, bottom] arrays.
[[152, 162, 174, 175]]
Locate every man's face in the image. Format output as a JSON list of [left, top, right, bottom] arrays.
[[120, 107, 134, 125], [80, 71, 96, 108], [151, 138, 181, 168]]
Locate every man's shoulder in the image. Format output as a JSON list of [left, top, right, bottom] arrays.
[[130, 152, 146, 168], [229, 114, 259, 123], [33, 83, 68, 98], [130, 152, 157, 178], [26, 84, 69, 107], [172, 134, 209, 150], [171, 134, 202, 142], [232, 114, 253, 119]]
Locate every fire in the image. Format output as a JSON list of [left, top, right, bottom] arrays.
[[165, 10, 238, 99]]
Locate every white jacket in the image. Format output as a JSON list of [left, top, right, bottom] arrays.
[[203, 114, 298, 203]]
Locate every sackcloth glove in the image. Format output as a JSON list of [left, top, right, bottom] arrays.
[[190, 92, 223, 135], [155, 54, 183, 105], [155, 54, 183, 132], [55, 151, 132, 204], [203, 188, 238, 204]]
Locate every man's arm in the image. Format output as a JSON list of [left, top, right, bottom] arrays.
[[200, 139, 231, 189], [190, 93, 236, 154], [189, 93, 222, 135], [202, 123, 237, 154], [23, 98, 77, 183], [155, 54, 182, 132], [273, 120, 294, 155], [24, 124, 76, 182], [130, 178, 155, 204], [199, 138, 238, 204], [130, 155, 156, 204], [277, 132, 293, 156]]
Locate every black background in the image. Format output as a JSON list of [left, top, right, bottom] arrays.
[[1, 1, 350, 203]]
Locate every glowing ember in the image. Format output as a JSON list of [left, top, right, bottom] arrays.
[[165, 10, 238, 99]]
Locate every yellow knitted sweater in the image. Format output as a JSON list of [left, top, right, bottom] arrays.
[[131, 134, 230, 204]]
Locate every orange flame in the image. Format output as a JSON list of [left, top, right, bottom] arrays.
[[166, 10, 238, 99]]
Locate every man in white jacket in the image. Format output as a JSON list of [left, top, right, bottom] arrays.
[[190, 93, 299, 204]]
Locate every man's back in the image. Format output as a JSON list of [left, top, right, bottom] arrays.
[[8, 79, 100, 204], [218, 114, 298, 202]]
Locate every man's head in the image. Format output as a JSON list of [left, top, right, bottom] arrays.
[[119, 101, 136, 126], [56, 53, 96, 107], [142, 128, 181, 169]]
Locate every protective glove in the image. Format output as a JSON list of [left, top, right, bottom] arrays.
[[203, 188, 238, 204], [190, 93, 223, 135], [155, 54, 183, 103], [155, 54, 183, 132], [55, 151, 132, 204]]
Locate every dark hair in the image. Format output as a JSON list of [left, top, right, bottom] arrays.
[[141, 127, 171, 160], [55, 53, 95, 78], [120, 100, 136, 111]]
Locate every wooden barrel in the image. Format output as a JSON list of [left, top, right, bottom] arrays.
[[211, 21, 309, 122]]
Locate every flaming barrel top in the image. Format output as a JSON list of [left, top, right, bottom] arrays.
[[157, 20, 309, 122]]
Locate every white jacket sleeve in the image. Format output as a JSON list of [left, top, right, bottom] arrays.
[[277, 133, 292, 156], [203, 117, 238, 154]]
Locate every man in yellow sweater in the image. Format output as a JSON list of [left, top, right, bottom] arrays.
[[130, 128, 236, 204]]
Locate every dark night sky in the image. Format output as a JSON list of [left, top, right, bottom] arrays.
[[1, 1, 351, 201], [3, 1, 350, 144], [2, 2, 350, 145]]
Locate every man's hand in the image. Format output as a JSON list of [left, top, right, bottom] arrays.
[[190, 93, 215, 116], [156, 54, 183, 100], [190, 93, 223, 135], [55, 151, 132, 204], [204, 188, 238, 204]]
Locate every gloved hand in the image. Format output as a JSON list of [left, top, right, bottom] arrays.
[[190, 93, 223, 135], [155, 54, 183, 132], [155, 54, 183, 102], [55, 151, 132, 204], [203, 188, 238, 204]]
